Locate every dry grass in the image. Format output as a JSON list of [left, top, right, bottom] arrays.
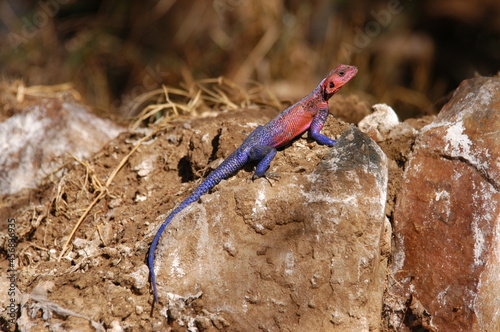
[[2, 81, 81, 103], [0, 80, 82, 121], [130, 76, 284, 129]]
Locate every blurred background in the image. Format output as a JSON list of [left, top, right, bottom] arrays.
[[0, 0, 499, 120]]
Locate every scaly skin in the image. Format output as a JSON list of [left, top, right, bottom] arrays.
[[148, 64, 358, 303]]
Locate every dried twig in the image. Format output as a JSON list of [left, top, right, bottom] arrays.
[[57, 130, 157, 261]]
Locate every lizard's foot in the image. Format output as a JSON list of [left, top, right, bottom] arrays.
[[252, 172, 280, 185], [263, 172, 280, 181]]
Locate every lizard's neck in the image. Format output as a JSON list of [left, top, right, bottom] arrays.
[[311, 85, 329, 104], [293, 86, 329, 115]]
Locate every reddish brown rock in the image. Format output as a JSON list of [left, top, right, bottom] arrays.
[[392, 77, 500, 331]]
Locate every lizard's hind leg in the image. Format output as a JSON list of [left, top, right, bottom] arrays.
[[248, 145, 278, 180]]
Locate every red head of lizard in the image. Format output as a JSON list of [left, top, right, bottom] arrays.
[[321, 64, 358, 100]]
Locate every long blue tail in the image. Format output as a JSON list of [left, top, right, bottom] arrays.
[[148, 150, 247, 303]]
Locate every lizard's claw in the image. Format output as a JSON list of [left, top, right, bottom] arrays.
[[252, 172, 280, 185], [263, 172, 280, 181]]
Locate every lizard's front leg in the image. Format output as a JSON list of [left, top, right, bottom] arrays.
[[309, 109, 336, 146], [248, 145, 279, 180]]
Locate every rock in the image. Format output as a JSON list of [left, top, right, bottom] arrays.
[[153, 127, 388, 331], [358, 103, 400, 142], [358, 103, 419, 144], [358, 103, 423, 218], [392, 77, 500, 331], [0, 98, 123, 196]]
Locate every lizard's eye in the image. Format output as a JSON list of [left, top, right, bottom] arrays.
[[329, 82, 335, 89], [338, 71, 345, 77]]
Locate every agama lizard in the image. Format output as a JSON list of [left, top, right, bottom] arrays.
[[148, 64, 358, 303]]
